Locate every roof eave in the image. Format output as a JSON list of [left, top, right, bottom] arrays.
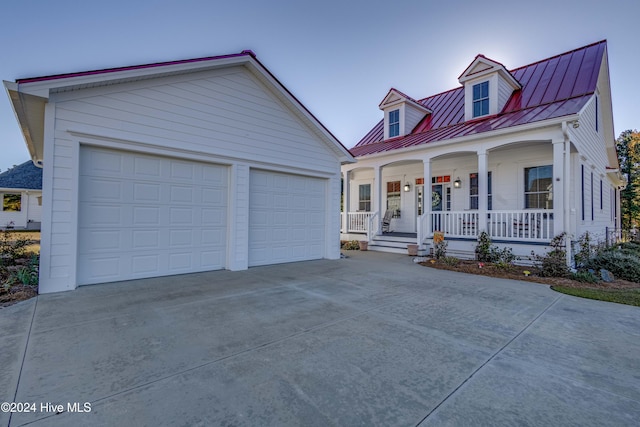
[[352, 114, 579, 160], [4, 81, 46, 166]]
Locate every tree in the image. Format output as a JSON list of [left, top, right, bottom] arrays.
[[616, 130, 640, 230]]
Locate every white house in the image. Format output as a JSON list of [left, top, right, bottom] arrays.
[[5, 50, 354, 293], [0, 161, 42, 230], [341, 40, 624, 261]]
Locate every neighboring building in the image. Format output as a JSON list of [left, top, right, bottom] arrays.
[[5, 51, 354, 293], [341, 40, 624, 261], [0, 161, 42, 230]]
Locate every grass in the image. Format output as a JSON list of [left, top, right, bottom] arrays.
[[551, 286, 640, 307]]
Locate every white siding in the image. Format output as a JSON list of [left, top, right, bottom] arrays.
[[52, 67, 338, 173], [0, 191, 41, 228], [497, 77, 514, 112], [572, 95, 617, 240], [404, 104, 427, 135]]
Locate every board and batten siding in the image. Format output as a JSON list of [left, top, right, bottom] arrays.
[[39, 64, 342, 291]]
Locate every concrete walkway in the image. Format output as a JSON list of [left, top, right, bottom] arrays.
[[1, 251, 639, 426]]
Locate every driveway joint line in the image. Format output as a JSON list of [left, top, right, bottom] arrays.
[[8, 297, 39, 427], [414, 293, 564, 426]]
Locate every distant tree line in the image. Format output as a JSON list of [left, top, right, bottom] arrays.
[[616, 129, 640, 230]]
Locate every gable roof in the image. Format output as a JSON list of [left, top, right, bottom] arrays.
[[352, 40, 607, 157], [0, 161, 42, 190], [5, 51, 355, 165]]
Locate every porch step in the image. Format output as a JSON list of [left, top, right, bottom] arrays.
[[368, 234, 417, 255]]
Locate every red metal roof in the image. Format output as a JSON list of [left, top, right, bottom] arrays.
[[352, 41, 606, 157]]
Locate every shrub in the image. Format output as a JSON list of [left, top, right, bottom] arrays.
[[571, 270, 600, 283], [585, 251, 640, 283], [433, 232, 447, 259], [340, 240, 360, 250], [533, 233, 570, 278], [475, 231, 492, 262], [442, 256, 460, 266], [475, 231, 517, 267]]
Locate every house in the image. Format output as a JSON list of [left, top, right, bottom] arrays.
[[5, 50, 354, 293], [0, 161, 42, 230], [341, 40, 624, 261]]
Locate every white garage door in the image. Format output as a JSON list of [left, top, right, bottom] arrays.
[[78, 147, 228, 285], [249, 170, 326, 267]]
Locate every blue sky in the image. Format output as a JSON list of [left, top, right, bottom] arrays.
[[1, 0, 638, 172]]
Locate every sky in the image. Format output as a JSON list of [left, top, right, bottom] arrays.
[[1, 0, 638, 172]]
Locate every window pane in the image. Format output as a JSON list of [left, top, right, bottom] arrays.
[[481, 81, 489, 98], [2, 194, 21, 212]]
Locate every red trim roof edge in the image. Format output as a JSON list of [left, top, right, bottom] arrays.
[[16, 50, 257, 84]]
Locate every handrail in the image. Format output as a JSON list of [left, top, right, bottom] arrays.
[[367, 211, 380, 242]]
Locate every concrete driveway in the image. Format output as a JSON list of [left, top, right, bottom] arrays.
[[2, 251, 639, 426]]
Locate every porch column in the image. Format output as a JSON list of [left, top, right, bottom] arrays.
[[552, 139, 565, 238], [373, 165, 383, 235], [477, 150, 488, 233], [423, 158, 432, 240], [342, 170, 350, 232]]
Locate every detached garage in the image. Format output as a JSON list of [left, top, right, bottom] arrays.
[[5, 50, 354, 293]]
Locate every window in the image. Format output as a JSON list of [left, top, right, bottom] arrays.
[[525, 165, 553, 209], [358, 184, 371, 211], [469, 172, 492, 210], [386, 181, 401, 218], [2, 193, 21, 212], [389, 109, 400, 138], [472, 81, 489, 117]]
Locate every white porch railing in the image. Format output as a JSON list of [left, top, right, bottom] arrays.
[[342, 212, 375, 233], [430, 210, 553, 242], [343, 210, 554, 243]]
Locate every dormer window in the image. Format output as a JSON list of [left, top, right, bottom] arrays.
[[472, 81, 489, 117], [389, 109, 400, 137]]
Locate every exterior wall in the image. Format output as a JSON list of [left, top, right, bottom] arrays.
[[405, 104, 426, 134], [572, 95, 618, 241], [497, 77, 513, 112], [0, 191, 42, 228], [39, 65, 343, 293]]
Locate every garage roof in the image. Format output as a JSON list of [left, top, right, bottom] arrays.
[[4, 51, 355, 166]]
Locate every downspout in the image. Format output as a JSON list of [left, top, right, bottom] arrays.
[[562, 122, 572, 266]]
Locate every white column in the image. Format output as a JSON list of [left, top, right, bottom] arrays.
[[477, 150, 488, 233], [373, 165, 383, 235], [552, 139, 565, 239], [423, 158, 432, 238], [342, 170, 350, 232]]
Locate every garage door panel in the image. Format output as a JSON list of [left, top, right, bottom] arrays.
[[249, 170, 325, 267], [78, 147, 228, 285]]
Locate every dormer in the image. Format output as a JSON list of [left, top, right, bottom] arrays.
[[379, 88, 431, 140], [459, 55, 521, 121]]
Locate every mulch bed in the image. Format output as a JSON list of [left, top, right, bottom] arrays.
[[0, 284, 38, 308], [420, 259, 640, 290]]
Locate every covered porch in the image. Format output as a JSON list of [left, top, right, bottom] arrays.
[[341, 139, 569, 255]]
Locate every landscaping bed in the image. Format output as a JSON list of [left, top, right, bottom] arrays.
[[0, 230, 40, 307]]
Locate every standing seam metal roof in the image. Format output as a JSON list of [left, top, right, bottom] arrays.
[[351, 41, 606, 157]]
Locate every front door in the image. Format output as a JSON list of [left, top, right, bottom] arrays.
[[431, 184, 450, 231]]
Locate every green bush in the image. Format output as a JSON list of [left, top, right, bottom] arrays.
[[340, 240, 360, 250], [475, 232, 493, 262], [571, 270, 600, 283], [533, 233, 571, 278], [586, 251, 640, 283], [442, 256, 460, 266]]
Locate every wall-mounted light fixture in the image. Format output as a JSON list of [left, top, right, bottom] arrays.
[[569, 120, 580, 129], [453, 177, 462, 188], [404, 182, 411, 192]]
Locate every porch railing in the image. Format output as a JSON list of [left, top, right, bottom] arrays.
[[342, 212, 375, 233], [431, 210, 553, 242]]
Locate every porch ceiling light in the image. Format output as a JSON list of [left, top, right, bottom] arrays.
[[453, 177, 462, 188], [404, 182, 411, 192]]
